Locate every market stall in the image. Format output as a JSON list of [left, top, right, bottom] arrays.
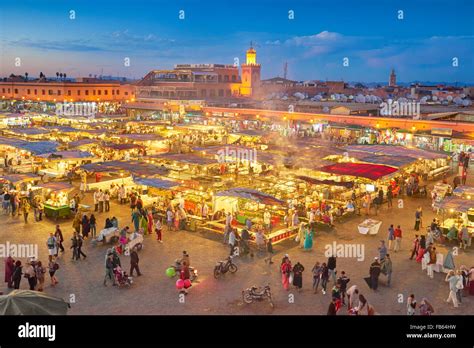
[[433, 196, 474, 246], [37, 182, 74, 220], [36, 151, 96, 179]]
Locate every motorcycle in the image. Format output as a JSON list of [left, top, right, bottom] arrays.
[[214, 256, 238, 278], [242, 285, 274, 308], [171, 260, 198, 282]]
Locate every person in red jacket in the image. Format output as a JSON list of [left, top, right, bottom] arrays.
[[394, 225, 402, 252]]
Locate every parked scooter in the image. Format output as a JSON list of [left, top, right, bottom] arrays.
[[242, 285, 274, 307], [214, 256, 238, 278]]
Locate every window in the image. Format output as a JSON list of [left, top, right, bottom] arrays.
[[77, 90, 81, 96], [42, 89, 45, 95], [232, 75, 236, 82], [68, 90, 71, 96], [14, 89, 18, 94], [58, 90, 61, 96], [224, 75, 229, 82], [7, 88, 10, 93], [112, 90, 115, 95], [1, 88, 4, 93], [125, 92, 128, 95], [210, 90, 215, 97], [34, 89, 37, 95], [218, 75, 222, 82], [93, 90, 96, 95], [226, 90, 231, 97], [218, 89, 224, 97], [201, 89, 207, 97], [116, 90, 120, 95], [85, 90, 89, 96], [104, 90, 108, 95], [27, 89, 30, 94], [98, 90, 101, 95], [48, 90, 53, 95]]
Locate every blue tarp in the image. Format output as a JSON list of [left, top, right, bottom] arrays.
[[433, 196, 474, 213], [7, 128, 50, 135], [39, 182, 73, 192], [132, 176, 179, 189], [453, 186, 474, 198], [0, 174, 38, 183], [0, 136, 59, 155], [360, 155, 416, 168], [80, 160, 169, 176], [37, 151, 93, 159]]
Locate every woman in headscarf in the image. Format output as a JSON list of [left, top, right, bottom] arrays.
[[280, 257, 292, 291], [140, 212, 148, 235], [131, 209, 140, 232], [304, 227, 313, 251], [292, 262, 305, 291], [419, 298, 434, 315], [4, 255, 15, 288], [147, 210, 154, 235], [72, 212, 81, 234], [81, 214, 90, 239], [443, 249, 456, 272], [296, 222, 306, 248]]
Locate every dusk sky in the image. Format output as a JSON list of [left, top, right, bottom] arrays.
[[1, 0, 473, 83]]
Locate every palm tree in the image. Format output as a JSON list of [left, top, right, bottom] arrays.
[[63, 73, 67, 80], [56, 72, 59, 80], [39, 72, 44, 79], [24, 72, 28, 81]]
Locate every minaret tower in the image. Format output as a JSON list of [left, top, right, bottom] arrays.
[[389, 68, 397, 87], [240, 43, 261, 96]]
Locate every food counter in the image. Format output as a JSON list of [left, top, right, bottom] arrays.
[[44, 204, 71, 219]]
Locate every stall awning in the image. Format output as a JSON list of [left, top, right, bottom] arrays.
[[318, 163, 398, 181], [44, 126, 79, 133], [38, 182, 74, 192], [148, 153, 216, 166], [296, 176, 354, 188], [0, 136, 59, 155], [102, 143, 143, 150], [37, 151, 93, 159], [114, 134, 164, 142], [0, 174, 38, 184], [360, 155, 416, 168], [433, 196, 474, 213], [132, 176, 180, 189], [453, 186, 474, 198], [345, 145, 447, 160], [7, 128, 50, 135], [68, 139, 98, 148], [80, 160, 169, 176], [215, 188, 285, 206]]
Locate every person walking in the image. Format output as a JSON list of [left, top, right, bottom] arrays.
[[129, 250, 142, 277], [409, 235, 420, 260], [104, 190, 110, 212], [445, 270, 459, 308], [393, 225, 402, 252], [414, 207, 422, 231], [327, 255, 337, 284], [369, 257, 381, 291], [419, 298, 434, 315], [407, 294, 417, 315], [54, 225, 65, 255], [337, 271, 350, 305], [76, 233, 87, 260], [387, 188, 393, 208], [427, 246, 437, 279], [387, 224, 395, 250], [320, 262, 329, 295], [378, 240, 387, 261], [89, 214, 97, 239], [70, 234, 79, 260], [303, 227, 313, 251], [312, 262, 323, 293], [264, 237, 274, 264], [281, 257, 292, 291], [4, 255, 15, 288], [382, 254, 393, 287], [21, 199, 30, 223], [155, 218, 163, 243], [12, 260, 23, 289], [35, 261, 46, 291], [103, 253, 115, 286], [131, 209, 140, 232], [46, 233, 58, 259], [327, 297, 339, 315], [81, 214, 90, 239], [98, 189, 105, 213], [24, 260, 37, 290], [292, 262, 305, 292], [93, 189, 100, 212]]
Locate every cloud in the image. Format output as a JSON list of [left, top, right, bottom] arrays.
[[7, 38, 103, 52], [285, 31, 343, 46]]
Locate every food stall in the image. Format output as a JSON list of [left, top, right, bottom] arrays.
[[35, 182, 74, 220], [132, 176, 181, 208], [36, 151, 96, 179], [209, 187, 295, 244], [433, 196, 474, 246], [0, 174, 38, 195], [452, 186, 474, 200]]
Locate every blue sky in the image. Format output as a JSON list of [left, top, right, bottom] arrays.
[[0, 0, 473, 83]]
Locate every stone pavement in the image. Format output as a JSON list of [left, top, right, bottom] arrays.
[[0, 172, 472, 315]]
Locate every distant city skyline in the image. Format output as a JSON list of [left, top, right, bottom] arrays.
[[1, 0, 473, 83]]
